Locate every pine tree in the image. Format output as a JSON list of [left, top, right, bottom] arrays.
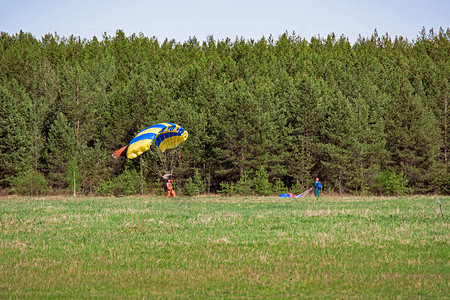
[[253, 166, 272, 196], [383, 75, 441, 192], [45, 112, 77, 189], [317, 89, 354, 194], [0, 83, 33, 188]]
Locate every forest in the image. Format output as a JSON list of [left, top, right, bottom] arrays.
[[0, 28, 449, 196]]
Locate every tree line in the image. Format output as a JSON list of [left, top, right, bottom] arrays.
[[0, 28, 449, 196]]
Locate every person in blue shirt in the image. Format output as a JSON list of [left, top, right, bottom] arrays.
[[314, 178, 322, 197]]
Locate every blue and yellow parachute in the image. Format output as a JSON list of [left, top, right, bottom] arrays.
[[113, 122, 188, 159]]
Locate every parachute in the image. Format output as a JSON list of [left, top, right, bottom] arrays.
[[113, 122, 188, 177], [278, 187, 314, 198], [278, 193, 303, 198]]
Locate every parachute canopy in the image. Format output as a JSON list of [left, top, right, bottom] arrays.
[[113, 122, 188, 159]]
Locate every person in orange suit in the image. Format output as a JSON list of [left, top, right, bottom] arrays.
[[165, 179, 176, 198]]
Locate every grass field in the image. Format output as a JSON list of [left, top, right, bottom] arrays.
[[0, 195, 448, 298]]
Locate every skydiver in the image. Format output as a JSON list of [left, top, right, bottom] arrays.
[[165, 179, 176, 198]]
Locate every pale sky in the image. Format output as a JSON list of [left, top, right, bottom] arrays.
[[1, 0, 449, 43]]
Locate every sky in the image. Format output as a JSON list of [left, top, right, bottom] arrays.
[[1, 0, 449, 44]]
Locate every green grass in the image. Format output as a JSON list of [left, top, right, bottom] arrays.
[[1, 195, 448, 298]]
